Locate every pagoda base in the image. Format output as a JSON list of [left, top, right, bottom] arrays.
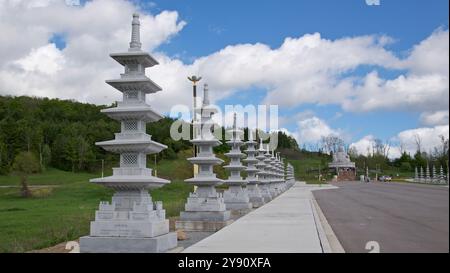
[[249, 196, 265, 208], [179, 210, 231, 221], [79, 232, 177, 253], [175, 219, 233, 232], [225, 202, 252, 211]]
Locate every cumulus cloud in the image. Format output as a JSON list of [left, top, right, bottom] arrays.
[[0, 0, 186, 110], [0, 0, 448, 153], [420, 110, 449, 126], [396, 125, 449, 155], [351, 125, 449, 159], [350, 135, 376, 156], [297, 116, 340, 144]]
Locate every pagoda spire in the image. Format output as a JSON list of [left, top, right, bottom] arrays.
[[203, 83, 210, 105], [129, 13, 142, 51]]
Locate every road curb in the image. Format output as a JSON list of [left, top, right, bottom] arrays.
[[311, 194, 346, 253]]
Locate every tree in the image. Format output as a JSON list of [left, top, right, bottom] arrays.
[[413, 134, 422, 154], [12, 151, 40, 198], [321, 135, 344, 154]]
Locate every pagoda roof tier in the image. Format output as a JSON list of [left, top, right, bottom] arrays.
[[243, 158, 259, 164], [96, 139, 167, 154], [110, 51, 158, 68], [101, 105, 163, 122], [223, 165, 246, 171], [90, 175, 169, 191], [187, 156, 224, 165], [184, 176, 224, 186], [226, 140, 244, 145], [224, 179, 248, 186], [190, 139, 222, 146], [106, 77, 162, 94], [224, 152, 245, 158]]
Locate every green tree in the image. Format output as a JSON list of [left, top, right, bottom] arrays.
[[12, 151, 40, 198]]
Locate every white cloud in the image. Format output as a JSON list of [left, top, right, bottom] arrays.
[[0, 0, 186, 110], [350, 135, 376, 157], [351, 125, 450, 159], [0, 0, 447, 154], [420, 110, 449, 126], [297, 116, 340, 144], [14, 43, 65, 75], [396, 125, 449, 155]]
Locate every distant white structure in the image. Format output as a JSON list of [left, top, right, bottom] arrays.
[[328, 146, 356, 181], [80, 14, 176, 253]]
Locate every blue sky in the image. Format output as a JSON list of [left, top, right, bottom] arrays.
[[1, 0, 448, 155], [139, 0, 448, 143]]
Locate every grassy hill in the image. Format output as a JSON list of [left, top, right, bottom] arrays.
[[0, 149, 195, 253], [0, 145, 330, 252]]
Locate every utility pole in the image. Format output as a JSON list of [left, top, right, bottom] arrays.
[[101, 159, 104, 178]]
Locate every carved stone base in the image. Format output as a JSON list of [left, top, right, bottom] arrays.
[[249, 196, 265, 208], [79, 232, 177, 253], [175, 220, 234, 232]]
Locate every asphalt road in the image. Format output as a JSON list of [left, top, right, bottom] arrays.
[[313, 181, 449, 253]]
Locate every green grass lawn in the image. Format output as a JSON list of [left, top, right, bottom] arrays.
[[286, 157, 330, 184], [0, 150, 194, 253]]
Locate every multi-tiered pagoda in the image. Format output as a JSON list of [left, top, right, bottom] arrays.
[[223, 113, 252, 212], [243, 131, 265, 208], [286, 163, 295, 187], [176, 84, 232, 231], [265, 146, 279, 197], [80, 14, 176, 253], [255, 140, 272, 202]]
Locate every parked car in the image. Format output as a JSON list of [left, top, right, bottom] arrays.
[[379, 176, 392, 182]]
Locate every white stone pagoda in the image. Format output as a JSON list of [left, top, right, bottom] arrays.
[[176, 84, 232, 231], [255, 141, 273, 202], [276, 153, 286, 192], [243, 130, 265, 208], [265, 146, 279, 197], [223, 113, 252, 212], [80, 14, 176, 253], [286, 163, 295, 187]]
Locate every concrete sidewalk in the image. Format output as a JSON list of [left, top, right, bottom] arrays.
[[183, 182, 337, 253]]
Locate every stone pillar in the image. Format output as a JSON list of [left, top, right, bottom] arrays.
[[223, 113, 252, 213], [176, 84, 232, 231], [256, 140, 273, 202], [80, 14, 176, 253], [244, 131, 265, 208], [414, 166, 419, 183]]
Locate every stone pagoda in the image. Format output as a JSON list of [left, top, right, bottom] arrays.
[[255, 140, 273, 202], [243, 130, 265, 208], [265, 146, 279, 197], [80, 14, 176, 253], [223, 113, 252, 212], [286, 163, 295, 187], [277, 153, 286, 192], [176, 84, 232, 231]]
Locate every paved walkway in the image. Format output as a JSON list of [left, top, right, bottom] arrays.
[[183, 182, 337, 253]]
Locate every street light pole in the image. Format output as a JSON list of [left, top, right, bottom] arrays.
[[187, 75, 202, 177]]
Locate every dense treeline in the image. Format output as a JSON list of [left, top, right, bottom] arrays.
[[0, 95, 299, 175], [0, 96, 190, 174]]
